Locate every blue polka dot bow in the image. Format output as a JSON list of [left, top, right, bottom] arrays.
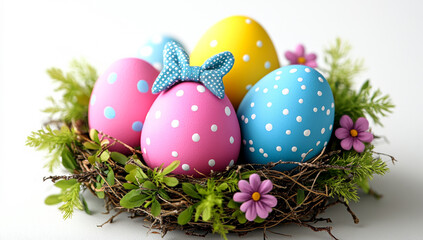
[[152, 41, 234, 99]]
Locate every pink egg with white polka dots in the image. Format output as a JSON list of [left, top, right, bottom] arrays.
[[141, 82, 241, 176], [89, 58, 159, 153]]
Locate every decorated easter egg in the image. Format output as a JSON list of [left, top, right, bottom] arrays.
[[138, 35, 184, 70], [141, 41, 240, 176], [190, 16, 280, 109], [237, 65, 335, 171], [89, 58, 159, 153]]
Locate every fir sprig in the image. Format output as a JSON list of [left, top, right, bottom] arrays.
[[45, 179, 84, 219]]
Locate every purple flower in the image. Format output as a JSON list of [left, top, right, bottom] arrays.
[[285, 44, 317, 68], [335, 115, 374, 153], [233, 174, 277, 221]]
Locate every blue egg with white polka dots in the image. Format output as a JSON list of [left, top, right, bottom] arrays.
[[237, 65, 335, 171], [138, 35, 185, 71]]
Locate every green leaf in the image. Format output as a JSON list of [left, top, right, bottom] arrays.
[[80, 195, 91, 215], [296, 189, 305, 205], [202, 205, 212, 221], [163, 177, 179, 187], [151, 199, 161, 217], [177, 206, 194, 225], [100, 151, 110, 162], [161, 161, 180, 176], [106, 167, 115, 186], [95, 181, 105, 199], [89, 129, 100, 144], [254, 217, 265, 223], [182, 183, 201, 199], [123, 183, 138, 190], [227, 199, 239, 209], [83, 142, 100, 150], [237, 212, 247, 224], [110, 152, 128, 165], [142, 181, 157, 190], [158, 189, 170, 200], [55, 179, 78, 189], [87, 156, 96, 165], [216, 183, 228, 192], [120, 190, 149, 209], [61, 148, 77, 171], [45, 194, 62, 205]]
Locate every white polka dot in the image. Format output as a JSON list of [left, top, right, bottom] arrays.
[[263, 153, 268, 158], [208, 159, 215, 167], [283, 109, 289, 115], [140, 46, 153, 57], [276, 146, 282, 151], [299, 98, 304, 104], [321, 128, 326, 134], [249, 140, 253, 145], [250, 102, 255, 107], [255, 87, 260, 92], [244, 118, 249, 124], [197, 85, 206, 93], [245, 19, 251, 24], [243, 54, 250, 62], [321, 106, 325, 111], [301, 85, 306, 90], [246, 84, 252, 90], [317, 91, 322, 96], [243, 139, 247, 145], [301, 153, 307, 158], [291, 146, 298, 152], [296, 116, 302, 122], [263, 88, 268, 93], [249, 147, 255, 152], [229, 136, 234, 144], [297, 77, 303, 82], [251, 114, 256, 119], [256, 40, 263, 47], [324, 142, 328, 146], [316, 141, 321, 146], [182, 164, 190, 171], [265, 123, 273, 131], [318, 77, 324, 82], [276, 71, 282, 75], [275, 76, 280, 80], [313, 107, 318, 112], [286, 130, 291, 135], [171, 120, 179, 128], [273, 84, 278, 89], [191, 105, 199, 111], [155, 111, 161, 119], [267, 102, 272, 107], [326, 109, 331, 115], [229, 159, 235, 167], [304, 129, 311, 137], [210, 40, 218, 47], [264, 61, 271, 69], [225, 106, 231, 116], [241, 115, 245, 120], [329, 125, 333, 130], [282, 88, 289, 95], [259, 148, 264, 153], [211, 124, 218, 132], [192, 133, 200, 142], [176, 90, 184, 97], [305, 68, 311, 73], [331, 102, 335, 108], [172, 151, 178, 157], [289, 68, 297, 73], [143, 148, 146, 154], [146, 137, 151, 145]]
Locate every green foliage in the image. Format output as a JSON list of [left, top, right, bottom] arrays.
[[323, 38, 394, 125], [26, 125, 78, 171], [43, 59, 97, 123], [45, 179, 84, 219], [320, 146, 389, 204]]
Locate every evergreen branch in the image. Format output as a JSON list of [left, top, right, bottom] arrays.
[[58, 181, 83, 219]]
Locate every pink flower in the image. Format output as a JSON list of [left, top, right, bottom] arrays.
[[335, 115, 374, 153], [285, 44, 317, 68], [233, 174, 277, 221]]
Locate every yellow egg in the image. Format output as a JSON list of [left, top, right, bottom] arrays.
[[191, 16, 280, 109]]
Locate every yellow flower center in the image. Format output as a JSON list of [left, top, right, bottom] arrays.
[[297, 56, 306, 64], [350, 129, 358, 137], [252, 192, 261, 201]]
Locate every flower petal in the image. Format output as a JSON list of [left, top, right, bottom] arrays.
[[305, 60, 318, 68], [256, 201, 269, 219], [353, 138, 365, 153], [233, 192, 251, 202], [339, 115, 354, 129], [340, 138, 353, 150], [258, 180, 273, 195], [285, 51, 297, 63], [240, 199, 254, 212], [358, 131, 373, 143], [260, 194, 277, 207], [335, 128, 350, 139], [249, 174, 261, 192], [354, 117, 370, 132], [305, 53, 317, 61], [238, 180, 253, 194], [245, 202, 257, 221], [295, 44, 305, 56]]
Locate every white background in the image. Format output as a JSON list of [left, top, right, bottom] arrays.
[[1, 0, 423, 239]]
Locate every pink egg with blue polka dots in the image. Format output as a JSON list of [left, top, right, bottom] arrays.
[[141, 82, 241, 176], [88, 58, 159, 153]]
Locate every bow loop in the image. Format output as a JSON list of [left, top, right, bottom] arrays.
[[152, 41, 234, 99]]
